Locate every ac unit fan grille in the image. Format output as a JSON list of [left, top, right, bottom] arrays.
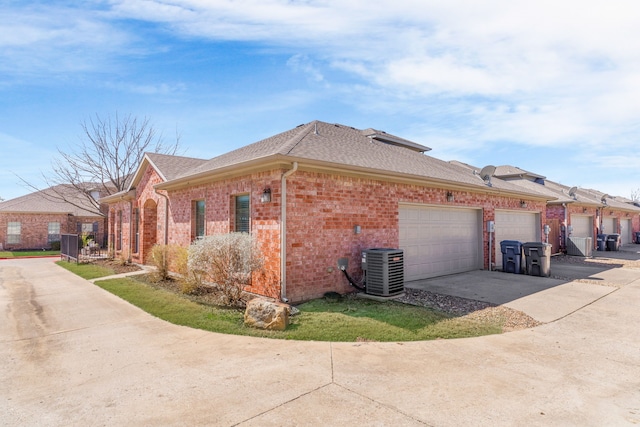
[[365, 249, 404, 296]]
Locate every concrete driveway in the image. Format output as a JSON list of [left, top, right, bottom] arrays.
[[2, 257, 640, 426]]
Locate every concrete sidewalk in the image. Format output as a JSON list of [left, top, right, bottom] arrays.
[[2, 257, 640, 426]]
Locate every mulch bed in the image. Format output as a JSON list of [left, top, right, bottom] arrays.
[[93, 259, 144, 275]]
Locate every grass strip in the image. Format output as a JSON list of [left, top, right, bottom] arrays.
[[93, 276, 504, 342], [0, 250, 60, 258], [56, 260, 117, 280]]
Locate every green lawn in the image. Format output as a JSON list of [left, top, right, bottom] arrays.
[[56, 260, 118, 280], [0, 250, 60, 258], [93, 276, 504, 342]]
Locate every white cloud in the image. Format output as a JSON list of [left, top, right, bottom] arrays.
[[3, 0, 640, 198]]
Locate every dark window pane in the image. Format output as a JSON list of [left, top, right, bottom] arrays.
[[235, 195, 250, 233], [195, 200, 205, 238]]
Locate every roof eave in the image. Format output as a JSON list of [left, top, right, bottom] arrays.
[[155, 154, 554, 202], [100, 189, 137, 204]]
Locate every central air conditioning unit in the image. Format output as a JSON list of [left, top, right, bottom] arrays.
[[361, 248, 404, 297]]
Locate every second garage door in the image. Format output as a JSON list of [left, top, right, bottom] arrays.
[[399, 204, 482, 282], [571, 215, 593, 238], [494, 210, 540, 269]]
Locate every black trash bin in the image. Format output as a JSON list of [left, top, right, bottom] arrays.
[[522, 242, 551, 277], [596, 234, 608, 251], [500, 240, 523, 274], [606, 234, 621, 251], [635, 231, 640, 244]]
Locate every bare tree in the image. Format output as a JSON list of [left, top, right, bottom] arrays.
[[22, 113, 180, 216], [632, 188, 640, 203]]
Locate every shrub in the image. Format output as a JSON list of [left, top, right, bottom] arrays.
[[150, 244, 171, 281], [50, 241, 61, 251], [187, 233, 264, 307]]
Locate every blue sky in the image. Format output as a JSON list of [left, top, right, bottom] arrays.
[[1, 1, 639, 201]]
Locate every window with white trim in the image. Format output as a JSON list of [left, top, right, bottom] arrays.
[[48, 222, 61, 243], [7, 222, 21, 244]]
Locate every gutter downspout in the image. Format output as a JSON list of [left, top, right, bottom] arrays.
[[280, 162, 298, 303]]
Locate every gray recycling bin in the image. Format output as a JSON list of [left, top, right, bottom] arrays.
[[500, 240, 523, 274], [606, 234, 621, 251], [522, 242, 551, 277], [596, 234, 608, 251]]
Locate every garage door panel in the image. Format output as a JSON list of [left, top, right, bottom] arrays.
[[399, 205, 481, 281], [571, 215, 593, 238], [602, 217, 615, 235], [494, 211, 540, 269]]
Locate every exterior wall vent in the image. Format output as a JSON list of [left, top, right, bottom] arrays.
[[361, 248, 404, 296]]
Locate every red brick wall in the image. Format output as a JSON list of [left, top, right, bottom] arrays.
[[108, 201, 132, 260], [166, 170, 282, 298], [0, 213, 105, 250], [105, 162, 640, 304], [283, 171, 548, 302]]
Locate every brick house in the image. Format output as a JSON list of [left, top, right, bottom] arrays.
[[103, 121, 556, 303], [0, 184, 107, 250], [493, 166, 640, 253]]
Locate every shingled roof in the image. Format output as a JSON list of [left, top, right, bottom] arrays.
[[144, 152, 208, 181], [160, 121, 553, 199], [0, 184, 101, 216]]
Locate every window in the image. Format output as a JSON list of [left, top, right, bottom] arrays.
[[81, 223, 94, 234], [117, 211, 123, 251], [133, 208, 139, 254], [235, 195, 250, 233], [7, 222, 20, 244], [48, 222, 61, 243], [194, 200, 205, 239]]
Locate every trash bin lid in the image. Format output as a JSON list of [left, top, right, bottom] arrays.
[[523, 242, 548, 248]]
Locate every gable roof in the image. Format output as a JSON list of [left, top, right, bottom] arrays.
[[144, 152, 209, 182], [158, 121, 554, 200], [101, 152, 208, 203], [0, 184, 102, 216]]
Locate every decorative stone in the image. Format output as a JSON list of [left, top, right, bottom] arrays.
[[244, 299, 289, 331]]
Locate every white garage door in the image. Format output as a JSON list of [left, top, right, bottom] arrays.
[[620, 219, 632, 245], [399, 204, 482, 282], [494, 210, 540, 269], [571, 215, 593, 238], [601, 217, 615, 235]]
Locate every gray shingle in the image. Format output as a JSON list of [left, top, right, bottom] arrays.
[[164, 121, 550, 197], [0, 184, 101, 216]]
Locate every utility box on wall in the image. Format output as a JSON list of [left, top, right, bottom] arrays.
[[361, 248, 404, 297]]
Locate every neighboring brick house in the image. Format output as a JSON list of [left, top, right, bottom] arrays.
[[103, 121, 555, 303], [493, 166, 640, 252], [0, 184, 107, 250]]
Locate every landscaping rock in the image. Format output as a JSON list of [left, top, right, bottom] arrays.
[[244, 298, 289, 331]]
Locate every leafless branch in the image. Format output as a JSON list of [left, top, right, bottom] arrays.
[[17, 113, 181, 216]]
